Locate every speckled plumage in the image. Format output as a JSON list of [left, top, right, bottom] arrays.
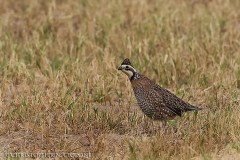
[[118, 58, 201, 120]]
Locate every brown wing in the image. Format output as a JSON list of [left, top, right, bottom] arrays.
[[152, 84, 195, 116], [149, 87, 183, 119]]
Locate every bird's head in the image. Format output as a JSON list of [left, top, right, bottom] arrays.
[[118, 58, 138, 80]]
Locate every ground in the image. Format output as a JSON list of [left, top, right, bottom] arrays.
[[0, 0, 240, 159]]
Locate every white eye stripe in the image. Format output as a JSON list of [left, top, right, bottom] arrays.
[[121, 65, 136, 72]]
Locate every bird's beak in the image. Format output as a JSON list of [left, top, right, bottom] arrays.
[[118, 66, 122, 70]]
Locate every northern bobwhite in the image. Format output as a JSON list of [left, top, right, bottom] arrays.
[[118, 58, 201, 120]]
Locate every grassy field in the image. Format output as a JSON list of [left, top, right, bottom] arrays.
[[0, 0, 240, 159]]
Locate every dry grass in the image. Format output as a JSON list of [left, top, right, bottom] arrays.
[[0, 0, 240, 159]]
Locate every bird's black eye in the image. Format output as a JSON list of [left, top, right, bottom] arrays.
[[125, 66, 129, 70]]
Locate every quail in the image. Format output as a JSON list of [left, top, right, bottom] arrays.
[[118, 58, 201, 121]]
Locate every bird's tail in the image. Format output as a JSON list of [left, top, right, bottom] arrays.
[[186, 105, 202, 111]]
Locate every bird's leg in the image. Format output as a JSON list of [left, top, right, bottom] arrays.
[[146, 118, 154, 135], [142, 117, 155, 136], [151, 120, 155, 135], [162, 120, 167, 127], [160, 120, 169, 134], [141, 116, 149, 134]]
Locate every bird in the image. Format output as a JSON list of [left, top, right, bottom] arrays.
[[118, 58, 201, 121]]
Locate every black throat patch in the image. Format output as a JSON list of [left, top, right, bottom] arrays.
[[130, 72, 140, 81]]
